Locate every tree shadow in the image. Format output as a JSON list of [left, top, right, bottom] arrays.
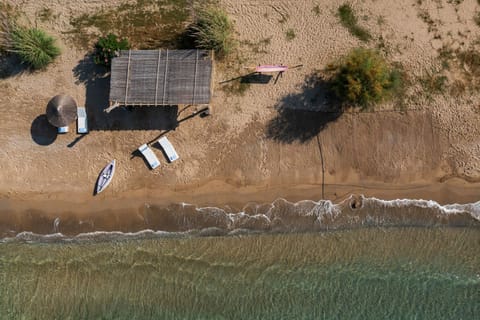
[[266, 72, 343, 144], [31, 115, 57, 146], [72, 54, 179, 131], [0, 54, 29, 79]]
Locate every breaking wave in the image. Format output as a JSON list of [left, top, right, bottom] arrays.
[[1, 196, 479, 243]]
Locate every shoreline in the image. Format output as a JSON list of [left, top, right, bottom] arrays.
[[1, 178, 479, 237]]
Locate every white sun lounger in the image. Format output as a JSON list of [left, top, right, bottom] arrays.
[[77, 107, 88, 134], [158, 137, 179, 162], [138, 144, 160, 169]]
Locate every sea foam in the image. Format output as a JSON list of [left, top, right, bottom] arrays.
[[1, 196, 479, 243]]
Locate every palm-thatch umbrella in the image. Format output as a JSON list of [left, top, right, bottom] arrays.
[[46, 95, 77, 127]]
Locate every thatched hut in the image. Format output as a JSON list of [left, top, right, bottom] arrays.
[[108, 49, 213, 110]]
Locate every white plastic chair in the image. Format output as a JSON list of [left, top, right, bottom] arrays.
[[138, 144, 160, 169], [158, 137, 179, 162]]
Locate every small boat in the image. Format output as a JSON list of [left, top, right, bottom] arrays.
[[96, 160, 116, 194], [255, 64, 289, 73]]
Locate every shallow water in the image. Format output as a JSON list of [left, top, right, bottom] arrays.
[[0, 228, 478, 319]]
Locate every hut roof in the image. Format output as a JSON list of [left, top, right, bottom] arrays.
[[109, 49, 213, 106]]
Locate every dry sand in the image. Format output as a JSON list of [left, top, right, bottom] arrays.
[[0, 0, 479, 233]]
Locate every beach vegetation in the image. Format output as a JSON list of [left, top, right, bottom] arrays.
[[222, 79, 250, 96], [37, 8, 54, 22], [93, 33, 130, 68], [331, 48, 402, 109], [285, 28, 296, 41], [10, 27, 60, 69], [3, 24, 60, 69], [219, 52, 252, 96], [456, 49, 480, 89], [1, 3, 60, 70], [240, 37, 271, 54], [418, 10, 438, 33], [313, 5, 321, 16], [474, 12, 480, 27], [419, 69, 447, 99], [457, 49, 480, 75], [377, 15, 386, 26], [68, 0, 195, 49], [191, 7, 235, 58], [337, 4, 371, 42], [433, 45, 480, 95], [449, 79, 466, 97]]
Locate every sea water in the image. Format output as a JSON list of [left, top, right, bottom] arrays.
[[0, 198, 479, 319]]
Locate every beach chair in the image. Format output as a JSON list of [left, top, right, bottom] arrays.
[[77, 107, 88, 134], [138, 144, 160, 169], [158, 137, 179, 162], [58, 126, 69, 134]]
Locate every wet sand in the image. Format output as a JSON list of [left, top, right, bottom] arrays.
[[1, 177, 479, 236]]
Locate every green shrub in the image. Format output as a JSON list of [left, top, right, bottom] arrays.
[[9, 27, 60, 69], [332, 48, 401, 108], [93, 33, 130, 67], [419, 70, 447, 99], [457, 49, 480, 77], [285, 28, 295, 41], [192, 8, 235, 58], [338, 4, 371, 42]]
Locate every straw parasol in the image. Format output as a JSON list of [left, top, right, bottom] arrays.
[[46, 95, 78, 127]]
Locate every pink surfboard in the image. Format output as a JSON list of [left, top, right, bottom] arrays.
[[255, 65, 288, 73]]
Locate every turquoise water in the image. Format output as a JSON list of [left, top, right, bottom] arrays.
[[0, 228, 479, 319]]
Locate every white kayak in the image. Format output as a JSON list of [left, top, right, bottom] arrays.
[[96, 160, 115, 194]]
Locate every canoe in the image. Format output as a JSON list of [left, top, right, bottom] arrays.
[[96, 160, 116, 194], [255, 65, 288, 73]]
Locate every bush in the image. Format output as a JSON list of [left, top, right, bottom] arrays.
[[1, 7, 59, 69], [9, 26, 60, 69], [332, 48, 401, 108], [93, 33, 130, 67], [338, 4, 371, 42], [285, 28, 296, 41], [192, 8, 235, 58]]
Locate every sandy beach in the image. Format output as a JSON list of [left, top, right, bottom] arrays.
[[1, 0, 479, 234]]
